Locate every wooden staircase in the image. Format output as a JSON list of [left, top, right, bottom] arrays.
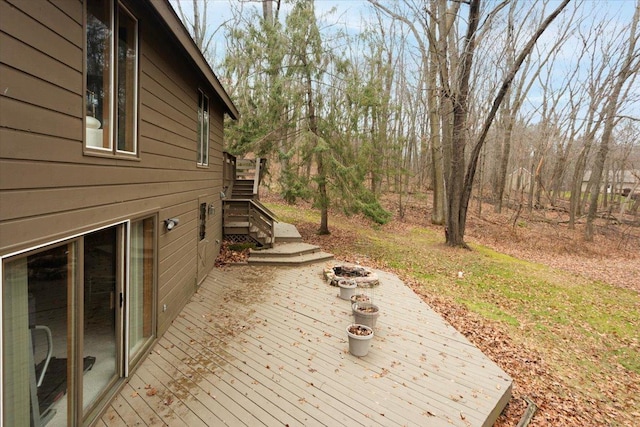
[[223, 155, 275, 247], [231, 179, 255, 198], [222, 198, 277, 247], [222, 153, 334, 265]]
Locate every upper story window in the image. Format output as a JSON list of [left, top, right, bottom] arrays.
[[86, 0, 138, 156], [197, 90, 209, 166]]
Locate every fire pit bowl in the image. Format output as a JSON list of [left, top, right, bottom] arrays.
[[323, 263, 379, 288]]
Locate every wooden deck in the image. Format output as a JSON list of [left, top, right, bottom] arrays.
[[99, 264, 512, 426]]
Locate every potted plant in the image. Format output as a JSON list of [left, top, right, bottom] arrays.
[[350, 293, 370, 305], [346, 324, 374, 356], [338, 279, 357, 300], [352, 302, 380, 329]]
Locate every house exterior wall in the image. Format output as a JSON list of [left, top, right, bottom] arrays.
[[581, 169, 640, 195], [1, 0, 227, 342], [0, 0, 237, 425]]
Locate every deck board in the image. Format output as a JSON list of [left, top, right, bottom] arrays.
[[108, 391, 149, 426], [100, 405, 128, 426], [164, 326, 290, 426], [118, 382, 166, 426], [171, 314, 371, 426], [104, 264, 512, 426]]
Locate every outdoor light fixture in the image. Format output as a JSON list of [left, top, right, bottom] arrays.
[[164, 218, 179, 231]]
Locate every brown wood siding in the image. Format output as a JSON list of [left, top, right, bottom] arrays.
[[1, 1, 83, 71], [1, 64, 81, 116], [1, 0, 226, 337], [0, 161, 222, 191]]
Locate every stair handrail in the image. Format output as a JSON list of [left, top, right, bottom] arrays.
[[250, 198, 278, 223], [227, 199, 278, 224], [248, 202, 275, 244], [223, 198, 278, 247]]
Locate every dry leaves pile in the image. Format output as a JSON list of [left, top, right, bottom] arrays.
[[215, 240, 251, 265], [260, 191, 639, 426]]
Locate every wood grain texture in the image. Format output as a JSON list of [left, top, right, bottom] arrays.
[[103, 264, 513, 426]]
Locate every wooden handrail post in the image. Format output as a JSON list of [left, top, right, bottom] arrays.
[[222, 151, 237, 197], [253, 157, 261, 197]]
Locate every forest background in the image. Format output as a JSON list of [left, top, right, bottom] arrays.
[[172, 0, 639, 425], [172, 0, 639, 246]]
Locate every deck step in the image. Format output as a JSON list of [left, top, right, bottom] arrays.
[[247, 249, 334, 266], [274, 222, 302, 243], [249, 242, 321, 258]]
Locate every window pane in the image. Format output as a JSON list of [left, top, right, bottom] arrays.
[[197, 91, 203, 164], [83, 228, 118, 412], [86, 0, 112, 150], [3, 243, 73, 426], [129, 218, 154, 359], [202, 96, 209, 166], [116, 6, 137, 153], [199, 203, 206, 241]]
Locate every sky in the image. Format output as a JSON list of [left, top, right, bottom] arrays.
[[170, 0, 640, 124]]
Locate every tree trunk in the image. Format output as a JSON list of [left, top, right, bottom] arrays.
[[494, 114, 514, 213], [317, 150, 329, 234], [429, 1, 445, 225], [263, 0, 273, 24], [445, 0, 481, 247], [302, 56, 329, 235], [585, 4, 639, 240]]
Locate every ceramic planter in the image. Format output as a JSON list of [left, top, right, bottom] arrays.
[[338, 279, 357, 300], [352, 302, 379, 329], [346, 324, 374, 356]]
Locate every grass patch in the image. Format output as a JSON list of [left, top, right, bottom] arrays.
[[615, 347, 640, 373], [459, 299, 520, 326], [228, 242, 256, 251], [263, 201, 319, 224]]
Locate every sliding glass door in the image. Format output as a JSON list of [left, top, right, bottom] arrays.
[[2, 218, 155, 425]]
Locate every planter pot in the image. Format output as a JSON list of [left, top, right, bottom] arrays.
[[350, 293, 370, 305], [352, 302, 380, 329], [346, 324, 374, 356], [338, 279, 357, 300]]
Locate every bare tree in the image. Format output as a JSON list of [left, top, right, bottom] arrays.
[[567, 20, 615, 228], [490, 1, 578, 213], [585, 3, 640, 240], [446, 0, 571, 247], [174, 0, 219, 61], [368, 0, 459, 226]]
